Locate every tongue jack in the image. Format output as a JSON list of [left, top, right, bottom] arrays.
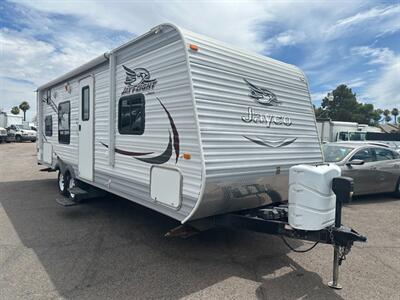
[[328, 176, 354, 290]]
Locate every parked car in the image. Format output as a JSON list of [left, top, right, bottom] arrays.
[[322, 142, 400, 197], [0, 127, 7, 143], [8, 124, 37, 142]]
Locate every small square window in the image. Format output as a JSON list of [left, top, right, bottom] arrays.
[[118, 94, 145, 135], [45, 115, 52, 136]]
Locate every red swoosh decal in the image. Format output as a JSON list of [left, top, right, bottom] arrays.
[[157, 97, 180, 163], [99, 97, 179, 165], [99, 141, 153, 156], [134, 131, 173, 165]]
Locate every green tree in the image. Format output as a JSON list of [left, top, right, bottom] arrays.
[[318, 84, 381, 125], [391, 108, 398, 124], [383, 109, 391, 123], [19, 101, 30, 121], [11, 106, 20, 115], [371, 108, 383, 125], [321, 85, 358, 122], [314, 105, 325, 118]]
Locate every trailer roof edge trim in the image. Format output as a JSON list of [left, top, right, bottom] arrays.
[[36, 23, 173, 91], [37, 23, 301, 92]]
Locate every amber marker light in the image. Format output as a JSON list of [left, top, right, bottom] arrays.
[[189, 44, 199, 51], [183, 153, 191, 160]]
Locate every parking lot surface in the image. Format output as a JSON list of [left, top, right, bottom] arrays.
[[0, 143, 399, 299]]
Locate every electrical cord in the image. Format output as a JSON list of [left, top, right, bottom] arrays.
[[280, 235, 319, 253]]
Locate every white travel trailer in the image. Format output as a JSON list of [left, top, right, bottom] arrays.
[[37, 23, 323, 222], [37, 24, 367, 288]]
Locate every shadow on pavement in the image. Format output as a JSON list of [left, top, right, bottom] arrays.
[[0, 179, 344, 299]]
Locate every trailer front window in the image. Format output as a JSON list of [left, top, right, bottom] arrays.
[[118, 94, 145, 135], [58, 101, 70, 144]]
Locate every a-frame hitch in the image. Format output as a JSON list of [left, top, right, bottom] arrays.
[[210, 177, 367, 289]]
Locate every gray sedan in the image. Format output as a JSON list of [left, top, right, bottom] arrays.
[[322, 143, 400, 197]]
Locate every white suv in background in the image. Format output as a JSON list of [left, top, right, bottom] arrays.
[[9, 124, 37, 142]]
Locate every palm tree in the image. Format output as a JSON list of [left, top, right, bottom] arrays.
[[11, 106, 20, 115], [19, 101, 30, 121], [373, 109, 383, 125], [383, 109, 391, 123], [391, 108, 399, 124]]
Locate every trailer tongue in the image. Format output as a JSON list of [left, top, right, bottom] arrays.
[[189, 175, 366, 289]]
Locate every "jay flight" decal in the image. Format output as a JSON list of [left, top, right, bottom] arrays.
[[121, 65, 158, 95]]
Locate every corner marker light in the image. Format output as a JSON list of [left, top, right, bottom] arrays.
[[189, 44, 199, 51]]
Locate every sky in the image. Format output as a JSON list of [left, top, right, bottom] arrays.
[[0, 0, 399, 121]]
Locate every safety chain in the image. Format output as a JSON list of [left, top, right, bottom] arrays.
[[328, 226, 352, 265], [328, 226, 335, 244], [338, 245, 351, 265]]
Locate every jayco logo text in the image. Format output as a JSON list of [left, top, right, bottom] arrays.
[[241, 107, 292, 127]]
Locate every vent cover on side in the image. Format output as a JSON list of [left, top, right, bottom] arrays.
[[150, 166, 182, 209]]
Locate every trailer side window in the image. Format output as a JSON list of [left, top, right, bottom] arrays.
[[58, 101, 70, 144], [45, 115, 52, 136], [81, 86, 90, 121], [118, 94, 145, 135]]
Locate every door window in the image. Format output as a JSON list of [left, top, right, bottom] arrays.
[[374, 148, 394, 161], [81, 86, 90, 121], [351, 148, 374, 162]]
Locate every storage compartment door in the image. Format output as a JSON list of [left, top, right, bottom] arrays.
[[150, 167, 182, 208], [43, 142, 53, 164]]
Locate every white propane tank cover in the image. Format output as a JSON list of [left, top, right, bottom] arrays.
[[288, 164, 341, 231]]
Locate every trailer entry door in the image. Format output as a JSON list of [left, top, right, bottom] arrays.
[[78, 76, 94, 181]]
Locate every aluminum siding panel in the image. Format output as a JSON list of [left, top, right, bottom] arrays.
[[93, 27, 202, 221], [38, 26, 203, 222], [181, 29, 323, 219], [40, 80, 80, 167]]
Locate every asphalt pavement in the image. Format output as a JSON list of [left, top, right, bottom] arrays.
[[0, 142, 399, 299]]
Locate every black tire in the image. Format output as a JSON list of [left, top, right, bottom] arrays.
[[394, 178, 400, 198], [67, 176, 78, 200], [57, 171, 69, 196], [15, 135, 21, 142]]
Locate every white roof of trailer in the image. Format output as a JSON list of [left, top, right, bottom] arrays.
[[37, 23, 299, 91]]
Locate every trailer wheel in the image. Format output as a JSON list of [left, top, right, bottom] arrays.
[[58, 171, 69, 196], [68, 177, 77, 200], [394, 178, 400, 198]]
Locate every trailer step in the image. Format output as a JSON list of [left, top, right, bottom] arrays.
[[56, 196, 79, 207], [68, 186, 88, 195], [68, 185, 107, 201], [39, 167, 56, 172]]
